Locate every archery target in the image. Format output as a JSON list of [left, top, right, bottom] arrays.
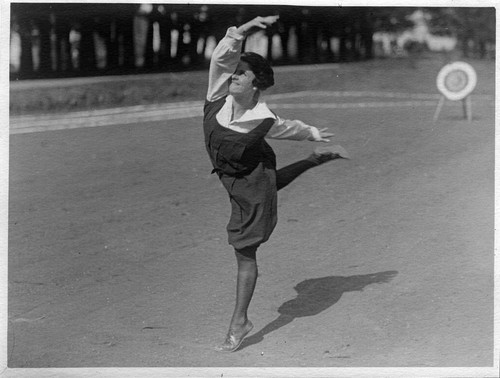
[[436, 62, 477, 101]]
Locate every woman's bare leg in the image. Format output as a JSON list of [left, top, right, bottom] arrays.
[[231, 247, 257, 328], [215, 247, 257, 352]]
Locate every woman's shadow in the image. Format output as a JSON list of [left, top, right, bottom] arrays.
[[240, 270, 398, 350]]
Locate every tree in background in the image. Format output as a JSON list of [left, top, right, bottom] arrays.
[[425, 7, 495, 59], [9, 5, 495, 79]]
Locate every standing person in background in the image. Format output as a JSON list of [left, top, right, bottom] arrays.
[[203, 15, 349, 352]]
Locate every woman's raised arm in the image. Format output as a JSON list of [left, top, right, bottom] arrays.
[[206, 15, 279, 102]]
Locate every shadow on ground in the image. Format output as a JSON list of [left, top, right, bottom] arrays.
[[240, 270, 398, 350]]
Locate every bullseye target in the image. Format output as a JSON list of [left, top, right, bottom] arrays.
[[436, 62, 477, 101]]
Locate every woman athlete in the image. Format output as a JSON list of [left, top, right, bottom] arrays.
[[203, 15, 349, 352]]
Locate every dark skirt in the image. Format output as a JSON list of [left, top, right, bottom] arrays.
[[219, 162, 277, 250]]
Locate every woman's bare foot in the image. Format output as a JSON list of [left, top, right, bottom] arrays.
[[214, 320, 254, 352]]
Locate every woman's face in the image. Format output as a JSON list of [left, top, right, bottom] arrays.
[[229, 61, 256, 98]]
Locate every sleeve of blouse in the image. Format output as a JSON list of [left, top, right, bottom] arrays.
[[206, 27, 245, 102], [267, 116, 323, 141]]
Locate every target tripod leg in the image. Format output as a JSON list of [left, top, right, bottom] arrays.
[[463, 96, 472, 122], [433, 95, 445, 123]]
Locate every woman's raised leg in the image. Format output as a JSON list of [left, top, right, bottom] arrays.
[[276, 145, 349, 191]]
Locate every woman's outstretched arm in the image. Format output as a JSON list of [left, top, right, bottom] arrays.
[[267, 117, 335, 142]]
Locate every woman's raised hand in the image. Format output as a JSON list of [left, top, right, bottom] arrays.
[[237, 15, 279, 35], [252, 16, 280, 29]]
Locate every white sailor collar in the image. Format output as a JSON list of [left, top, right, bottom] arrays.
[[220, 95, 277, 124]]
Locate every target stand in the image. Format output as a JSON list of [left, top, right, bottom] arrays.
[[433, 61, 477, 123], [433, 94, 473, 123]]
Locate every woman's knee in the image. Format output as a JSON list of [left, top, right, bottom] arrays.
[[235, 246, 258, 261]]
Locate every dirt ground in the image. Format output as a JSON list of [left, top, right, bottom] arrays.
[[6, 59, 496, 376]]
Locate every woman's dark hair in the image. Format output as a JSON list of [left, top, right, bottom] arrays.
[[240, 52, 274, 90]]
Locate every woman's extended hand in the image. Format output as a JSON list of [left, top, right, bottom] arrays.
[[317, 128, 335, 142], [237, 15, 280, 35]]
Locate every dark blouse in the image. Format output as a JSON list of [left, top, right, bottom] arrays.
[[204, 96, 277, 177]]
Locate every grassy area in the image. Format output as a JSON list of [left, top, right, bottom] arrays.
[[9, 55, 495, 116]]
